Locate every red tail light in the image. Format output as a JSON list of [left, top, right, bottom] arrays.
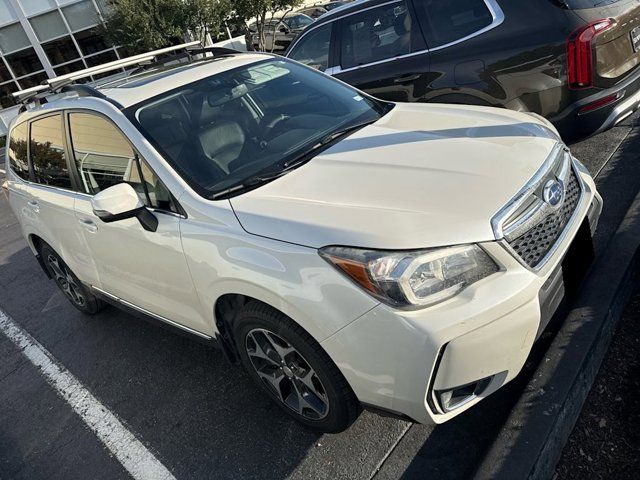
[[567, 19, 613, 90]]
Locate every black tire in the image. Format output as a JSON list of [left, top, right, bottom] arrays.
[[39, 243, 104, 315], [234, 301, 360, 433]]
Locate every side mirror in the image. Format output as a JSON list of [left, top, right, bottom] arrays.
[[91, 183, 158, 232], [279, 26, 289, 33]]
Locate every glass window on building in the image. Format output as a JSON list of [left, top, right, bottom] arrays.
[[54, 60, 85, 76], [18, 71, 48, 88], [4, 47, 44, 77], [43, 36, 80, 65], [20, 0, 57, 17], [0, 22, 31, 54], [0, 82, 18, 108], [30, 10, 67, 42], [74, 27, 110, 56], [0, 0, 18, 26], [1, 61, 12, 82], [85, 50, 117, 68], [62, 1, 100, 32]]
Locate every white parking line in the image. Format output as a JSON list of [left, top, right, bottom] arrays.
[[0, 309, 176, 480], [0, 168, 6, 174]]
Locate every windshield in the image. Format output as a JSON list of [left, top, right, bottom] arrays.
[[129, 59, 387, 198]]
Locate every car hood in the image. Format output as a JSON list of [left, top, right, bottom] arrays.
[[230, 103, 560, 250]]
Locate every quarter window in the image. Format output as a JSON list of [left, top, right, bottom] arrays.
[[68, 113, 178, 213], [289, 24, 332, 71], [339, 1, 416, 69], [8, 123, 30, 181], [30, 114, 73, 189], [413, 0, 493, 48]]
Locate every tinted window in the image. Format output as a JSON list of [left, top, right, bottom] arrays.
[[289, 24, 332, 71], [30, 114, 73, 189], [340, 1, 415, 69], [68, 113, 177, 212], [414, 0, 493, 48], [8, 122, 30, 181]]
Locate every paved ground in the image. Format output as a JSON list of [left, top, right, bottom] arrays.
[[1, 114, 640, 480], [554, 284, 640, 480]]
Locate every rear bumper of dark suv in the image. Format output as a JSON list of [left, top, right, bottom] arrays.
[[552, 66, 640, 142]]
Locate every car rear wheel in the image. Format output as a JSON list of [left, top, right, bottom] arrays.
[[234, 301, 360, 433], [40, 243, 103, 315]]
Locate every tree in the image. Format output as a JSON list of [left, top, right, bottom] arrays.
[[103, 0, 190, 53], [234, 0, 302, 51], [184, 0, 232, 45]]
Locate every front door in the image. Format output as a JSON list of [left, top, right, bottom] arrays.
[[66, 111, 209, 335]]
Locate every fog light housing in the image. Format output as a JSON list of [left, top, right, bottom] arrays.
[[435, 376, 493, 413]]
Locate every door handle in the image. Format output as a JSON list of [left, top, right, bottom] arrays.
[[394, 74, 421, 84], [79, 219, 98, 233], [27, 201, 40, 213]]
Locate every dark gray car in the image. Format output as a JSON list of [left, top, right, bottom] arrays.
[[287, 0, 640, 142]]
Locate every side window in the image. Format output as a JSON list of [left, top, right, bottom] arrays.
[[30, 114, 73, 190], [68, 112, 178, 213], [340, 1, 416, 69], [289, 24, 333, 71], [413, 0, 493, 48], [8, 122, 30, 181]]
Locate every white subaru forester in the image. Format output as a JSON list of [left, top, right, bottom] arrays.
[[4, 49, 602, 433]]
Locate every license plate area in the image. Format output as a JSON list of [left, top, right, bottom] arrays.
[[562, 217, 595, 297], [631, 26, 640, 53]]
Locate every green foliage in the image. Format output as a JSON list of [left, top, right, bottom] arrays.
[[234, 0, 302, 51], [103, 0, 302, 53], [103, 0, 189, 53], [184, 0, 232, 44]]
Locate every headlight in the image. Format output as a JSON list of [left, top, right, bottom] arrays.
[[319, 245, 499, 309]]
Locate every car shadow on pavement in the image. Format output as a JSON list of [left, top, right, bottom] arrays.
[[0, 241, 409, 480]]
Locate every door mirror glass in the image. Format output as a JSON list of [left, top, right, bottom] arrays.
[[91, 183, 158, 232]]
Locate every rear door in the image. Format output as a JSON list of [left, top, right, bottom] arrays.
[[568, 0, 640, 86], [22, 113, 97, 285], [332, 0, 430, 102], [4, 122, 32, 229]]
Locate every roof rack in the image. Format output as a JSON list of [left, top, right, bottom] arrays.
[[11, 40, 204, 104]]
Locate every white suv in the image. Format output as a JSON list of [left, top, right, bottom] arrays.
[[4, 49, 602, 433]]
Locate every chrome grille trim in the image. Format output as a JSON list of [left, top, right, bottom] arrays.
[[508, 168, 581, 268], [492, 143, 585, 271]]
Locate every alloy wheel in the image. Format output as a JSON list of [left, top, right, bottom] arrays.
[[47, 254, 86, 307], [245, 328, 330, 420]]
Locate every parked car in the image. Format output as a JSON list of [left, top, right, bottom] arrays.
[[5, 48, 602, 433], [249, 13, 314, 51], [286, 0, 640, 142], [298, 1, 349, 19]]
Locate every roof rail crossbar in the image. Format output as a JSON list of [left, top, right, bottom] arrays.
[[9, 40, 241, 107]]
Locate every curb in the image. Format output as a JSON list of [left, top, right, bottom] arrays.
[[474, 190, 640, 480]]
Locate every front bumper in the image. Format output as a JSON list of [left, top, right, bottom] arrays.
[[321, 161, 602, 424]]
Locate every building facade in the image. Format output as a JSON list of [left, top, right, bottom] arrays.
[[0, 0, 118, 111]]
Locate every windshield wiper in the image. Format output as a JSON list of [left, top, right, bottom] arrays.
[[282, 119, 375, 169], [211, 119, 375, 200]]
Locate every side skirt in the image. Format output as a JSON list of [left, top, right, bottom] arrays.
[[90, 286, 218, 348]]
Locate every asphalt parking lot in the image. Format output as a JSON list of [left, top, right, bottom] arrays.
[[2, 113, 640, 480]]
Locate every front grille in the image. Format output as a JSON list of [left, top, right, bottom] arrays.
[[508, 168, 582, 268]]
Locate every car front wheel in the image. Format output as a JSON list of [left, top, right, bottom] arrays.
[[234, 301, 360, 433]]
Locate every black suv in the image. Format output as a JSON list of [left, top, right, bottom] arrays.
[[286, 0, 640, 142]]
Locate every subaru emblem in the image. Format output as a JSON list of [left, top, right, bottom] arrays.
[[543, 179, 565, 209]]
